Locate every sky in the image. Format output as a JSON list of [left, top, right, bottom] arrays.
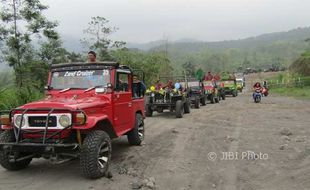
[[40, 0, 310, 44]]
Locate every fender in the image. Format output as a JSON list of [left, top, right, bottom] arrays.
[[73, 115, 110, 130]]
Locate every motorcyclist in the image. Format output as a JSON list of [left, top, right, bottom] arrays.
[[253, 82, 262, 98], [263, 80, 268, 88], [253, 82, 262, 89], [262, 80, 269, 96]]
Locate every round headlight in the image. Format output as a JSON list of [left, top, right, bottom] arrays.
[[15, 115, 25, 127], [59, 115, 71, 127], [151, 93, 155, 97]]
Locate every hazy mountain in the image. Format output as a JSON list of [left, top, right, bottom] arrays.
[[151, 27, 310, 52]]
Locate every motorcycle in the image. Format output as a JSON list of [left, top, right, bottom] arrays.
[[262, 86, 269, 97], [253, 88, 262, 103]]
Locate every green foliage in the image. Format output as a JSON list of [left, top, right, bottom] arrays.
[[289, 51, 310, 76], [149, 28, 310, 74], [270, 87, 310, 99], [0, 0, 59, 90], [0, 87, 43, 110], [81, 16, 125, 61], [111, 49, 173, 86]]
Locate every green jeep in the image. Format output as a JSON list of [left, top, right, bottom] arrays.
[[223, 79, 238, 97]]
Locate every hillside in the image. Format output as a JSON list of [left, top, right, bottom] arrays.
[[147, 27, 310, 73]]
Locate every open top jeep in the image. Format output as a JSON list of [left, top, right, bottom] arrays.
[[222, 79, 238, 97], [236, 78, 244, 92], [0, 62, 145, 179], [145, 76, 190, 118], [187, 79, 207, 108], [203, 80, 220, 104]]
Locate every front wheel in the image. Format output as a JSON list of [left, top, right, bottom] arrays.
[[194, 97, 200, 108], [80, 130, 112, 179], [184, 100, 190, 114], [200, 96, 206, 106], [175, 100, 184, 118], [127, 114, 145, 145], [0, 131, 32, 171], [145, 104, 153, 117], [210, 94, 215, 104], [215, 95, 220, 103]]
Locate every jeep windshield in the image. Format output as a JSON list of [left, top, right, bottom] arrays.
[[50, 69, 110, 90], [223, 80, 235, 85], [188, 81, 200, 87]]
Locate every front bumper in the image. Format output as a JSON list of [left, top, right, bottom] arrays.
[[0, 142, 79, 153]]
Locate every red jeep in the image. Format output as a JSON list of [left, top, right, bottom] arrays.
[[0, 62, 145, 179]]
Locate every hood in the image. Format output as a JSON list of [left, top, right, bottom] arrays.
[[20, 95, 110, 110]]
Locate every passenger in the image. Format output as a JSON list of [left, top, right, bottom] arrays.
[[87, 51, 97, 63], [133, 75, 146, 97]]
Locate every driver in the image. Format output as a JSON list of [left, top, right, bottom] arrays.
[[253, 82, 262, 89], [253, 82, 262, 98]]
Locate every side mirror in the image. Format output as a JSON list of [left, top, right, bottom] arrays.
[[44, 85, 52, 90], [107, 83, 113, 88], [95, 88, 106, 93]]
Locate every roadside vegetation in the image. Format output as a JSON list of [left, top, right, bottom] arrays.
[[267, 50, 310, 99], [0, 0, 309, 110]]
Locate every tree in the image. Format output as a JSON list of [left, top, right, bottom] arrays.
[[81, 16, 125, 61], [0, 0, 59, 89]]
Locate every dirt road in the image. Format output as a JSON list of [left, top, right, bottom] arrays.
[[0, 73, 310, 190]]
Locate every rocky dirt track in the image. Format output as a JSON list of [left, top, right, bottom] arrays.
[[0, 73, 310, 190]]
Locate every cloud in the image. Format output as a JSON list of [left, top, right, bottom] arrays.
[[41, 0, 310, 43]]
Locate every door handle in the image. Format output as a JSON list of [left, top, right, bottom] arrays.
[[128, 103, 132, 107]]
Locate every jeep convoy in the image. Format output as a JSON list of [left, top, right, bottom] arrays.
[[0, 63, 243, 179], [0, 62, 145, 179]]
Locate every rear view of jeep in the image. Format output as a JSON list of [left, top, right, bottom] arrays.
[[0, 62, 145, 179]]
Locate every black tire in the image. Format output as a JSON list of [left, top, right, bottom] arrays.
[[145, 104, 153, 117], [221, 94, 226, 100], [175, 100, 184, 118], [127, 114, 144, 145], [254, 96, 261, 103], [215, 94, 220, 103], [200, 96, 206, 106], [194, 97, 200, 109], [210, 94, 215, 104], [184, 100, 190, 114], [0, 131, 32, 171], [157, 107, 163, 113], [80, 130, 112, 179], [232, 91, 237, 97]]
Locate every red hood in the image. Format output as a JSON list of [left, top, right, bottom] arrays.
[[20, 95, 110, 110], [204, 86, 214, 90]]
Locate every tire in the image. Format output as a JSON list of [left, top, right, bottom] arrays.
[[194, 97, 200, 109], [210, 94, 215, 104], [175, 100, 184, 118], [221, 94, 226, 100], [184, 100, 190, 114], [145, 104, 153, 117], [215, 94, 220, 103], [255, 96, 261, 103], [157, 107, 163, 113], [232, 90, 237, 97], [200, 96, 206, 106], [127, 114, 144, 145], [80, 130, 112, 179], [0, 131, 32, 171]]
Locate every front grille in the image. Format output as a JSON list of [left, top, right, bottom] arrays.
[[28, 116, 57, 127]]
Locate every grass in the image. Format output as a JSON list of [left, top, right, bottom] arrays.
[[266, 72, 310, 99], [270, 86, 310, 99]]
